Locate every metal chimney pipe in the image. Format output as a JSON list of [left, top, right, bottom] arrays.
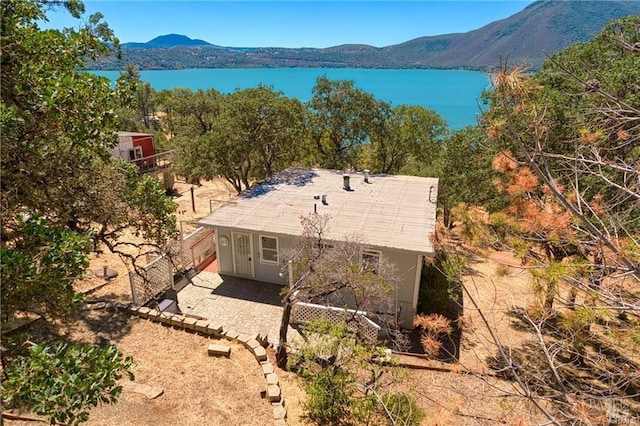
[[343, 175, 351, 191], [364, 169, 370, 183]]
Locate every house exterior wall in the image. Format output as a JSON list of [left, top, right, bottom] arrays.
[[252, 233, 294, 285], [380, 249, 423, 326], [112, 137, 133, 161], [211, 225, 425, 327], [215, 227, 234, 275], [131, 134, 155, 158], [113, 133, 155, 165]]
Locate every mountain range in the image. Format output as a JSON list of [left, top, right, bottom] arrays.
[[89, 1, 640, 71]]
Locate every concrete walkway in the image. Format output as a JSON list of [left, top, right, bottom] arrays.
[[177, 271, 300, 346]]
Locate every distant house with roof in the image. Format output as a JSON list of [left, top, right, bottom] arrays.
[[113, 131, 173, 176], [198, 168, 439, 327], [113, 131, 156, 165]]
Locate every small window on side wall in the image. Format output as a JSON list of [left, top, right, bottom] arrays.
[[362, 249, 381, 273], [128, 147, 142, 161], [260, 236, 278, 264]]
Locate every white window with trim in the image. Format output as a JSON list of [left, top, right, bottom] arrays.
[[260, 235, 279, 264], [128, 146, 143, 161], [362, 249, 381, 273]]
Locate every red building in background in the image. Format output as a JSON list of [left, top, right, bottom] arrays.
[[113, 131, 156, 166]]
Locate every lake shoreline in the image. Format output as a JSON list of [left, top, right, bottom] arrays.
[[90, 68, 489, 130]]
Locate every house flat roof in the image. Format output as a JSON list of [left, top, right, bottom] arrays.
[[117, 131, 154, 137], [199, 168, 439, 254]]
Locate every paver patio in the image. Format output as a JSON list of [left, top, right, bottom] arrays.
[[177, 271, 300, 346]]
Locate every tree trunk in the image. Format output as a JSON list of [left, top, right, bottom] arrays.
[[276, 297, 293, 369], [567, 287, 577, 310], [264, 159, 273, 178], [224, 174, 242, 194], [443, 203, 452, 229], [544, 286, 555, 314]]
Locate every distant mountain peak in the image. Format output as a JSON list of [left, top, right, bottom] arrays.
[[123, 34, 214, 49], [148, 34, 212, 46]]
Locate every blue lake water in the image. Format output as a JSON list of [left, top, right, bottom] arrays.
[[91, 68, 491, 130]]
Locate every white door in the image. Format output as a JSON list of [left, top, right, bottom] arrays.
[[232, 232, 253, 277]]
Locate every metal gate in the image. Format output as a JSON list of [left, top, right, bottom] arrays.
[[190, 230, 216, 271], [129, 224, 216, 306], [232, 232, 253, 276]]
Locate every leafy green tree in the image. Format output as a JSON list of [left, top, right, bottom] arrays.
[[214, 85, 306, 188], [121, 62, 141, 81], [237, 85, 307, 178], [1, 343, 134, 425], [117, 63, 154, 131], [292, 320, 423, 425], [137, 81, 156, 127], [436, 127, 504, 210], [159, 87, 224, 183], [399, 126, 504, 226], [1, 0, 177, 250], [166, 85, 308, 192], [1, 0, 176, 420], [437, 127, 506, 226], [364, 104, 447, 174], [308, 76, 385, 169], [1, 215, 88, 323]]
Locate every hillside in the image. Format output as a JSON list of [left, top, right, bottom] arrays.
[[89, 1, 640, 71], [395, 0, 640, 68]]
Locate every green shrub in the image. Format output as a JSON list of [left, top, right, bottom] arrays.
[[303, 366, 354, 423], [382, 392, 425, 426], [419, 253, 462, 318], [1, 343, 134, 425]]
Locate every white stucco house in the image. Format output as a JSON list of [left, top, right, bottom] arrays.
[[198, 168, 439, 327]]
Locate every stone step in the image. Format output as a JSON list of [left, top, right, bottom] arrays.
[[207, 344, 231, 358], [267, 384, 281, 402], [122, 382, 164, 399]]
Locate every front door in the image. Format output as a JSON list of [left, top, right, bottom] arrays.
[[232, 232, 253, 277]]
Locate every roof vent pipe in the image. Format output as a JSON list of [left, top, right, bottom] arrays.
[[343, 175, 351, 191], [364, 169, 370, 183], [322, 194, 327, 204], [429, 186, 436, 203]]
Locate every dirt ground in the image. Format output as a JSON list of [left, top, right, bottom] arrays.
[[5, 178, 549, 425], [405, 247, 547, 425], [74, 178, 234, 301], [4, 311, 275, 426]]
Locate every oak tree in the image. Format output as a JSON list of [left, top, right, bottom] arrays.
[[363, 104, 448, 175], [1, 0, 175, 421], [308, 76, 385, 169]]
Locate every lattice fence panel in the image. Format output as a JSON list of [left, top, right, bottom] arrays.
[[165, 238, 189, 271], [292, 302, 380, 342], [129, 226, 215, 306], [129, 256, 174, 306]]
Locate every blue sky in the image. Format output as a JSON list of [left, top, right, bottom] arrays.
[[42, 1, 536, 48]]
